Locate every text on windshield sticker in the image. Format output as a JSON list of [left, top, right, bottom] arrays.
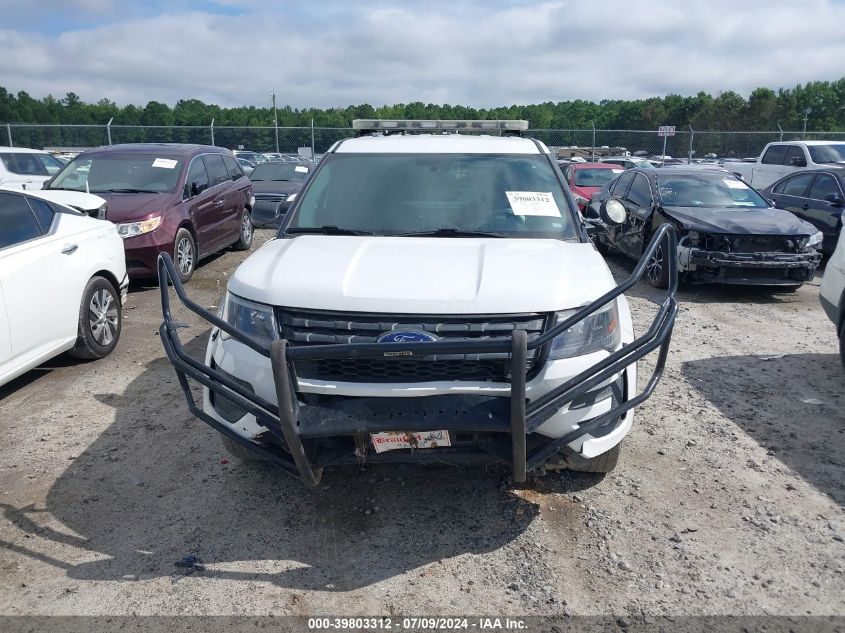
[[505, 191, 561, 217], [295, 165, 308, 173], [152, 158, 178, 169], [723, 178, 746, 189]]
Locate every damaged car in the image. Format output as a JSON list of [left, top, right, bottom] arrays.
[[592, 168, 822, 289]]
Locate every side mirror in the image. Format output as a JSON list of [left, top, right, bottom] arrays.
[[767, 198, 777, 207], [789, 156, 807, 167], [599, 198, 627, 226], [190, 181, 203, 196], [824, 192, 844, 206]]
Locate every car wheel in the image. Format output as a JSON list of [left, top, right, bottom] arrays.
[[645, 244, 669, 289], [221, 435, 268, 462], [839, 320, 845, 369], [174, 228, 196, 283], [563, 443, 621, 474], [233, 210, 253, 251], [69, 276, 121, 360]]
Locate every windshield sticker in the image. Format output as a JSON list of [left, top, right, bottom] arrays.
[[612, 169, 624, 174], [505, 191, 561, 217], [723, 178, 746, 189], [294, 165, 308, 173], [152, 158, 178, 169]]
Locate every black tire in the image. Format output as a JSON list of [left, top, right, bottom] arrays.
[[645, 244, 669, 289], [775, 284, 802, 293], [173, 228, 196, 283], [563, 443, 621, 474], [233, 209, 253, 251], [221, 435, 268, 462], [69, 276, 121, 360], [594, 237, 610, 256], [839, 320, 845, 369]]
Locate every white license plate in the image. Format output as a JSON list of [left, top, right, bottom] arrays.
[[371, 430, 451, 453]]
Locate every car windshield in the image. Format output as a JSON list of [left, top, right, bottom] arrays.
[[49, 153, 183, 193], [288, 153, 579, 239], [573, 168, 622, 187], [808, 144, 845, 165], [250, 163, 309, 182], [656, 174, 768, 208]]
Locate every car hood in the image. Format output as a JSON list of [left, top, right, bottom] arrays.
[[663, 206, 818, 236], [31, 190, 106, 212], [92, 192, 174, 223], [229, 236, 615, 313], [251, 181, 303, 196], [571, 185, 601, 199]]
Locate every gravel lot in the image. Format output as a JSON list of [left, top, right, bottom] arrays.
[[0, 229, 843, 617]]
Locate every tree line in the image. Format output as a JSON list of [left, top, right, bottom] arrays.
[[1, 78, 845, 131]]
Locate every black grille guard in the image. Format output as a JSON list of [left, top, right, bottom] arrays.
[[157, 225, 679, 487]]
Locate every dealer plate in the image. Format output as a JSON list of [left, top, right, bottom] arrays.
[[371, 430, 451, 454]]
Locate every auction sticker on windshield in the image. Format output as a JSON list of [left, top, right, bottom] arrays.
[[152, 158, 178, 169], [371, 431, 451, 453], [723, 178, 747, 189], [506, 191, 561, 217]]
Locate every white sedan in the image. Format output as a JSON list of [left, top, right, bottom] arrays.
[[0, 188, 128, 388]]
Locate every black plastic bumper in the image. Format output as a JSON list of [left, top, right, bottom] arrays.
[[157, 225, 679, 487], [686, 248, 820, 284]]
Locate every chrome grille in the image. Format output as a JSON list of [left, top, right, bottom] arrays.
[[277, 308, 549, 383], [254, 193, 287, 202]]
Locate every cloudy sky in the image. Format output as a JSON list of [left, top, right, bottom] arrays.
[[1, 0, 844, 108]]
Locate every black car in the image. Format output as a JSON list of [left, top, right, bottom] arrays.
[[249, 161, 313, 228], [590, 168, 822, 289], [762, 168, 845, 256]]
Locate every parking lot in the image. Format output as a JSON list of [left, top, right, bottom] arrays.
[[0, 227, 841, 616]]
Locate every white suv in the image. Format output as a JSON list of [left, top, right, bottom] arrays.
[[159, 120, 678, 486], [0, 146, 66, 190], [820, 211, 845, 366]]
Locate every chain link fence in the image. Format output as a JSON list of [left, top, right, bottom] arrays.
[[4, 123, 845, 160]]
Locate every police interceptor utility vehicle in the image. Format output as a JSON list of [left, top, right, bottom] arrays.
[[158, 120, 678, 487]]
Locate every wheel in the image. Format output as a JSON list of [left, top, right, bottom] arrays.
[[173, 228, 196, 283], [774, 284, 802, 293], [221, 435, 268, 462], [563, 443, 621, 474], [233, 210, 253, 251], [69, 276, 121, 360], [645, 244, 669, 289], [839, 320, 845, 369]]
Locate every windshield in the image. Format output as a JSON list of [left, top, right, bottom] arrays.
[[250, 162, 309, 182], [573, 168, 622, 187], [49, 154, 183, 193], [288, 153, 578, 239], [808, 144, 845, 164], [656, 174, 768, 208]]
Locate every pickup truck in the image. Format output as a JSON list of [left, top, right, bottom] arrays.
[[725, 141, 845, 190]]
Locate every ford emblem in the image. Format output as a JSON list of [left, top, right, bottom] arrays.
[[377, 330, 438, 343]]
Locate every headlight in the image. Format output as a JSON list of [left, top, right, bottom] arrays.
[[221, 291, 278, 347], [97, 202, 107, 220], [250, 195, 256, 206], [548, 300, 621, 360], [806, 231, 823, 249], [116, 215, 161, 239]]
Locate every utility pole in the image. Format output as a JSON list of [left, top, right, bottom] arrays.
[[271, 92, 280, 153]]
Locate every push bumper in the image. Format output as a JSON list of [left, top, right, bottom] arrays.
[[157, 225, 679, 487], [685, 248, 820, 285]]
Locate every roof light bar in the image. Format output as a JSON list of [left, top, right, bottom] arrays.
[[352, 119, 529, 132]]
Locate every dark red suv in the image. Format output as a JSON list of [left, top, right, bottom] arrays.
[[46, 144, 255, 282]]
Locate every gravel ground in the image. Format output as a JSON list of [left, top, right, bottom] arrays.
[[0, 228, 843, 617]]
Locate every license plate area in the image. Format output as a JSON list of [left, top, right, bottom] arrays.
[[371, 430, 451, 453]]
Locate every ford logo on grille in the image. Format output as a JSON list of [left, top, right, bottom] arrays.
[[377, 330, 438, 343]]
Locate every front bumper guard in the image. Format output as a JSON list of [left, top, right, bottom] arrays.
[[157, 225, 679, 487]]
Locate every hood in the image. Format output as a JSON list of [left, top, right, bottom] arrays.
[[30, 189, 106, 212], [663, 205, 818, 236], [229, 236, 615, 314], [251, 180, 303, 196], [93, 192, 174, 222], [571, 185, 601, 200]]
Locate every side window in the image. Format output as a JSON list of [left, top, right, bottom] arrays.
[[761, 145, 787, 165], [0, 153, 49, 176], [27, 197, 55, 231], [610, 172, 634, 197], [627, 174, 653, 207], [185, 157, 210, 198], [782, 173, 814, 197], [0, 192, 43, 248], [222, 154, 243, 181], [35, 153, 64, 175], [784, 145, 806, 166], [808, 174, 841, 201], [202, 154, 229, 187]]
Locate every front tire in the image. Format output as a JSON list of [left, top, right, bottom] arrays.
[[839, 320, 845, 368], [233, 210, 253, 251], [69, 276, 121, 360], [221, 435, 268, 462], [645, 244, 669, 289], [563, 443, 621, 474], [174, 228, 196, 283]]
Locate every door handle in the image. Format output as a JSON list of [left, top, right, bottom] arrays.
[[61, 244, 78, 255], [214, 200, 225, 208]]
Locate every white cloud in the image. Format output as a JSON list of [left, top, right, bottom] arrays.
[[0, 0, 843, 108]]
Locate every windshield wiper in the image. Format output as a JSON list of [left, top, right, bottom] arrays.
[[285, 226, 373, 236], [91, 188, 160, 194], [391, 228, 505, 238]]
